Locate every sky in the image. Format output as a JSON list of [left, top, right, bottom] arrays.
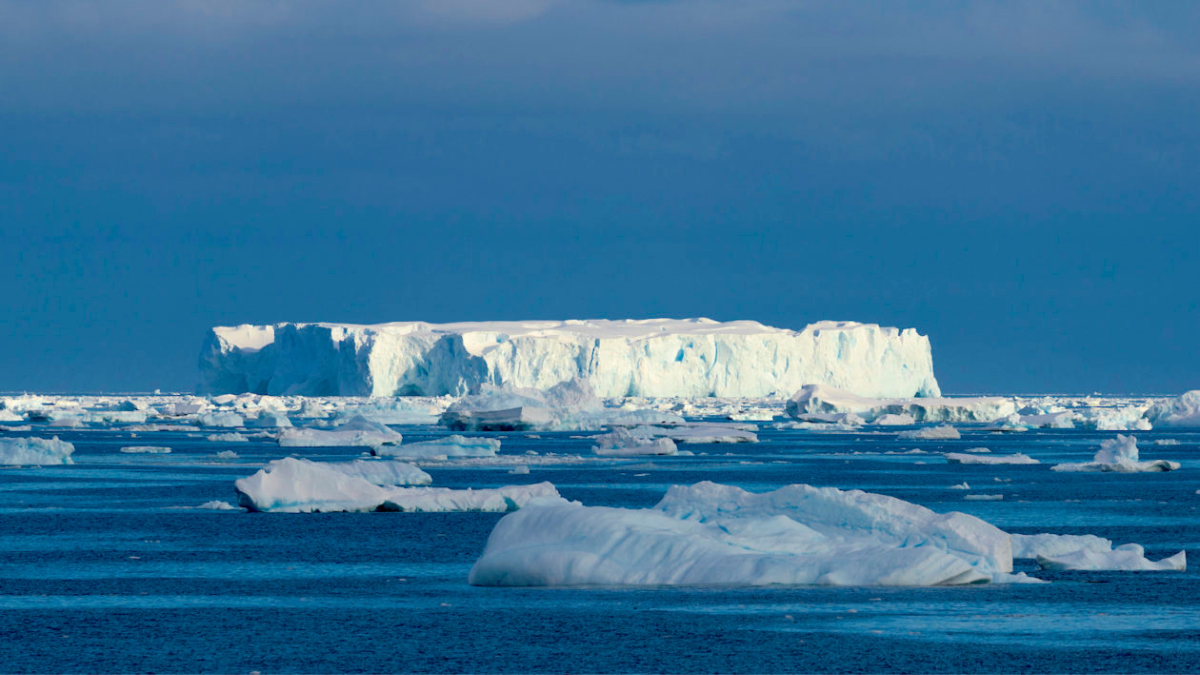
[[2, 0, 1198, 395]]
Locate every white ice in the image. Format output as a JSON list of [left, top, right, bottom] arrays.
[[898, 425, 960, 440], [277, 415, 403, 448], [592, 428, 678, 456], [946, 453, 1040, 465], [0, 437, 75, 466], [120, 446, 171, 454], [1051, 435, 1180, 473], [373, 435, 501, 459], [786, 385, 1014, 423], [1144, 391, 1200, 428]]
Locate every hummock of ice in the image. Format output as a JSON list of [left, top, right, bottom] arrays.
[[946, 452, 1040, 465], [199, 319, 941, 399], [0, 437, 75, 465], [277, 415, 402, 448], [1035, 544, 1186, 572], [234, 457, 555, 513], [592, 428, 678, 456], [622, 423, 758, 444], [469, 481, 1013, 587], [898, 425, 960, 440], [1051, 435, 1180, 473], [372, 435, 501, 459], [1144, 391, 1200, 428], [787, 385, 1013, 423], [120, 446, 171, 454]]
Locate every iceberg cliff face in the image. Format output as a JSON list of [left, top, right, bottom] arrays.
[[199, 318, 940, 398]]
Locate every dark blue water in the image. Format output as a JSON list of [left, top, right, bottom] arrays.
[[1, 423, 1198, 673]]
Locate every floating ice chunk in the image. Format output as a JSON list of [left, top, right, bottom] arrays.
[[48, 417, 83, 428], [246, 411, 292, 428], [1020, 412, 1078, 429], [873, 413, 916, 426], [207, 432, 249, 443], [1010, 533, 1114, 559], [469, 481, 1013, 587], [1051, 435, 1180, 473], [0, 409, 23, 423], [120, 446, 171, 454], [1143, 391, 1200, 428], [962, 447, 990, 453], [963, 494, 1002, 501], [215, 450, 239, 460], [1154, 439, 1180, 446], [441, 378, 605, 431], [379, 483, 559, 513], [592, 428, 678, 456], [198, 412, 245, 428], [949, 482, 971, 490], [373, 435, 500, 459], [0, 437, 75, 465], [787, 385, 1013, 423], [509, 465, 530, 475], [898, 425, 960, 440], [1036, 545, 1186, 572], [278, 415, 402, 448], [199, 500, 238, 510], [946, 453, 1039, 465]]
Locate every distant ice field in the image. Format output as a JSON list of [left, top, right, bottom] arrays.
[[0, 396, 1198, 673]]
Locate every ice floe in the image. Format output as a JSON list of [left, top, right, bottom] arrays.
[[946, 453, 1040, 465], [898, 425, 960, 440], [0, 437, 75, 466], [1051, 435, 1180, 473], [1144, 391, 1200, 428], [786, 385, 1015, 423], [592, 428, 678, 456], [120, 446, 171, 454], [372, 435, 501, 459], [277, 415, 403, 448]]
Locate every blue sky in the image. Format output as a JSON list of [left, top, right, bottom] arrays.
[[2, 1, 1197, 394]]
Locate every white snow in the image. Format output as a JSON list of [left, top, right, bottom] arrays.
[[787, 385, 1013, 423], [0, 437, 75, 465], [372, 435, 501, 459], [946, 453, 1039, 465], [469, 481, 1012, 587], [898, 425, 960, 440], [592, 428, 678, 456], [234, 457, 554, 513], [1051, 435, 1180, 473], [277, 415, 403, 448], [1144, 391, 1200, 428], [199, 319, 941, 398], [120, 446, 171, 454]]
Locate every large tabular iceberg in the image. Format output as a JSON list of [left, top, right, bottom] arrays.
[[469, 481, 1012, 587], [199, 319, 941, 398]]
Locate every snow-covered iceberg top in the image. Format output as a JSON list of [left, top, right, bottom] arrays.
[[233, 457, 555, 513], [0, 436, 75, 466], [277, 415, 402, 448], [1051, 435, 1180, 473], [469, 481, 1013, 587], [787, 385, 1014, 423], [199, 318, 941, 399]]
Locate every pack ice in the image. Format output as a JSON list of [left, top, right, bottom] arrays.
[[199, 319, 940, 398], [234, 457, 557, 513], [0, 437, 75, 466], [787, 385, 1014, 423], [469, 481, 1014, 587]]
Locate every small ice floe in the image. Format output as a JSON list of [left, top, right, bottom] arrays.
[[1012, 533, 1186, 572], [1153, 439, 1180, 446], [509, 465, 531, 475], [215, 450, 239, 460], [592, 428, 678, 457], [946, 453, 1039, 465], [207, 432, 249, 443], [0, 437, 75, 466], [120, 446, 171, 454], [898, 425, 960, 440], [198, 500, 238, 510], [948, 482, 971, 490], [1051, 435, 1180, 473], [963, 494, 1003, 501], [278, 416, 403, 449], [373, 435, 500, 459]]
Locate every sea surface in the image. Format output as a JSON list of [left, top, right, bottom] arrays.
[[1, 422, 1198, 673]]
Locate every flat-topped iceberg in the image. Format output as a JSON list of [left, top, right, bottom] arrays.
[[592, 428, 678, 456], [199, 318, 941, 398], [787, 385, 1014, 423], [469, 481, 1012, 587], [277, 415, 402, 448], [1051, 435, 1180, 473], [946, 452, 1040, 465], [234, 457, 554, 512], [0, 437, 75, 466]]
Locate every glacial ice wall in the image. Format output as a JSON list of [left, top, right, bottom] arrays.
[[198, 319, 941, 398]]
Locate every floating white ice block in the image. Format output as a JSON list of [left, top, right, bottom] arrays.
[[898, 425, 961, 440], [946, 453, 1040, 465], [373, 435, 501, 459], [592, 428, 678, 456], [277, 415, 403, 448], [1144, 391, 1200, 428], [1036, 545, 1186, 572], [199, 319, 941, 398], [469, 481, 1012, 587], [0, 437, 75, 466], [1051, 435, 1180, 473], [120, 446, 171, 454]]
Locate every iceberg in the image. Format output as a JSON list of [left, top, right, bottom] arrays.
[[946, 453, 1040, 465], [592, 428, 678, 456], [469, 481, 1012, 587], [621, 423, 758, 444], [234, 457, 555, 513], [372, 435, 501, 459], [277, 415, 402, 448], [1144, 391, 1200, 428], [321, 459, 432, 487], [197, 412, 245, 428], [199, 319, 941, 398], [1035, 544, 1186, 572], [0, 436, 75, 466], [787, 385, 1013, 423], [120, 446, 171, 454], [441, 379, 603, 432], [1051, 435, 1180, 473]]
